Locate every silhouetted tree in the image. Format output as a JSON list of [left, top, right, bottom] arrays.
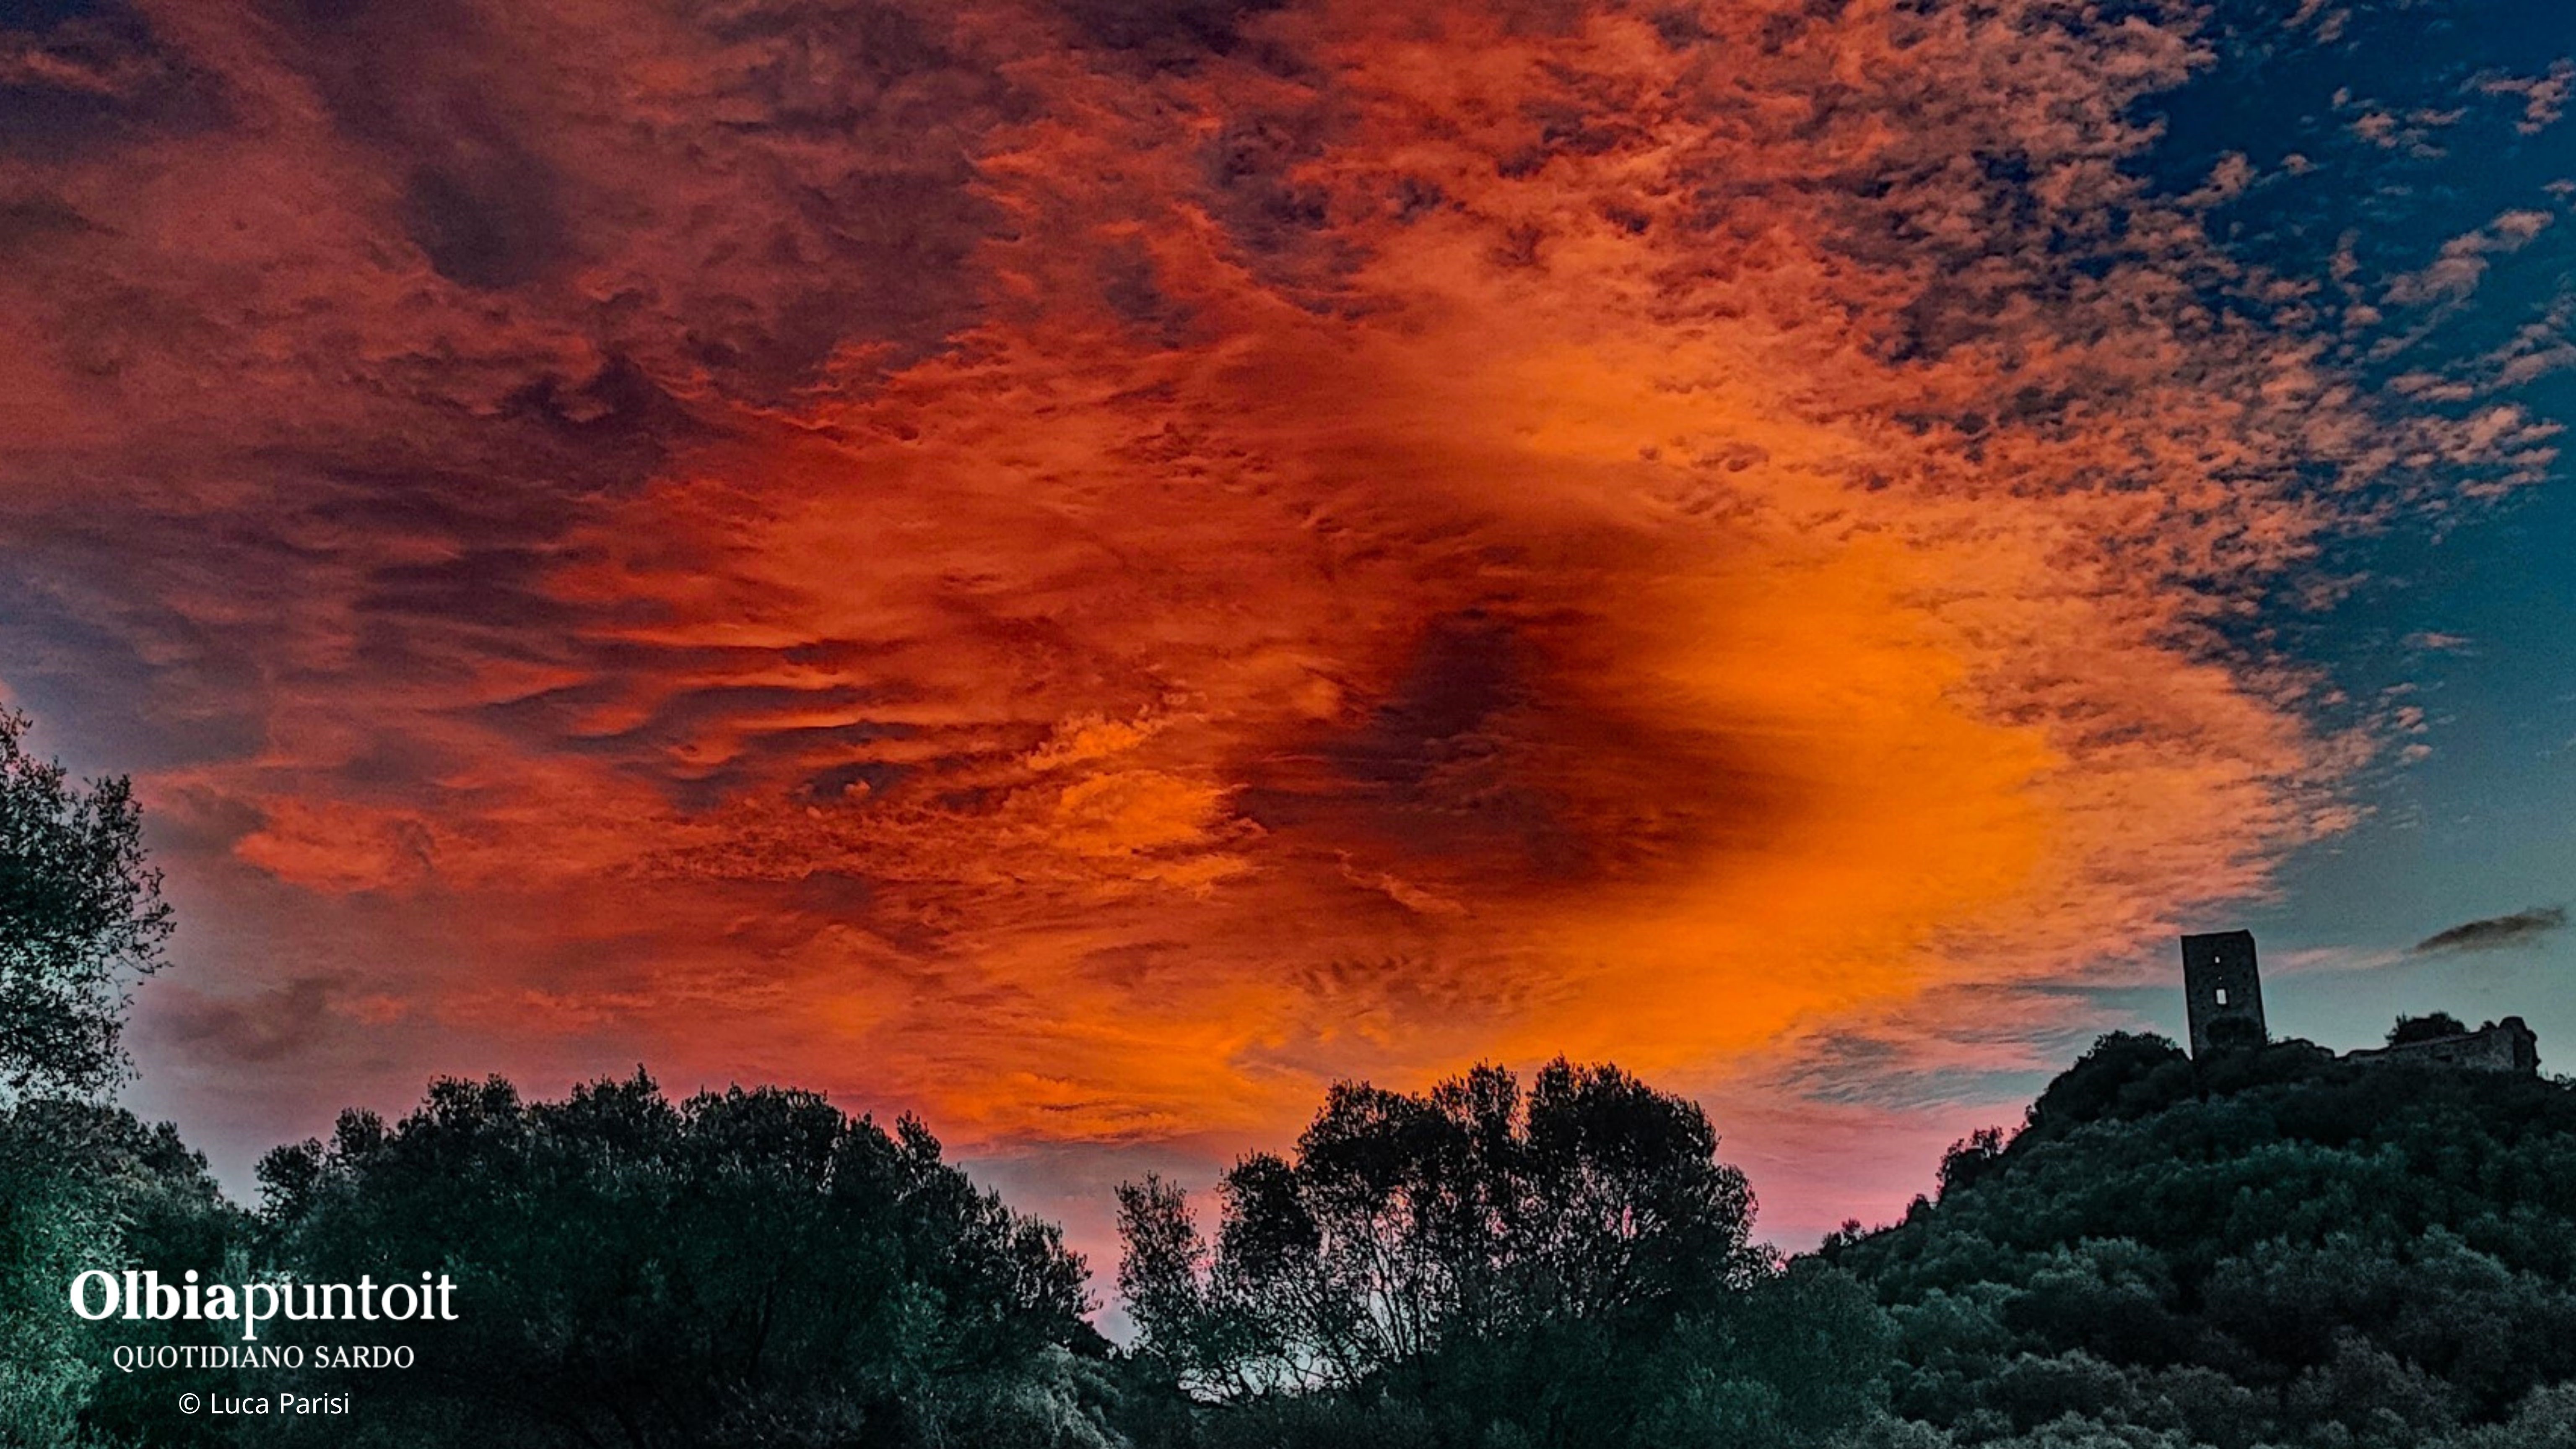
[[1121, 1059, 1762, 1402], [256, 1070, 1114, 1449], [2020, 1033, 2192, 1143], [2390, 1012, 2472, 1046], [0, 712, 223, 1447], [0, 1101, 241, 1449], [0, 709, 172, 1100], [1114, 1060, 1892, 1449], [1936, 1126, 2010, 1200]]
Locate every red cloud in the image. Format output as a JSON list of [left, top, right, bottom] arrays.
[[2, 0, 2558, 1246]]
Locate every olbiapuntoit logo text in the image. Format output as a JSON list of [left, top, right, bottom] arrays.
[[70, 1270, 458, 1342]]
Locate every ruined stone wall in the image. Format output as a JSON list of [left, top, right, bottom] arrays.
[[2345, 1017, 2540, 1075]]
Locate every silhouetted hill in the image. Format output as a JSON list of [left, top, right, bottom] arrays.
[[1823, 1033, 2576, 1449], [18, 1039, 2576, 1448]]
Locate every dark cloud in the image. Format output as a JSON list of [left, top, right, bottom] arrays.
[[151, 975, 346, 1065], [397, 159, 567, 291], [0, 2, 227, 158], [0, 192, 88, 252], [1774, 1031, 2053, 1115], [2412, 906, 2568, 956], [1053, 0, 1287, 65]]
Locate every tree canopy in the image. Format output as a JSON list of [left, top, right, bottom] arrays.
[[13, 1024, 2576, 1449], [1828, 1030, 2576, 1449], [252, 1070, 1114, 1448], [2391, 1013, 2472, 1046], [0, 709, 171, 1100], [1119, 1059, 1763, 1400], [1111, 1060, 1885, 1449]]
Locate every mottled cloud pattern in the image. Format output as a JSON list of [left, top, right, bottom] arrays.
[[0, 0, 2565, 1239]]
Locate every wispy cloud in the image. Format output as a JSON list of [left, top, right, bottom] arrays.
[[2413, 907, 2569, 957], [2384, 209, 2555, 308]]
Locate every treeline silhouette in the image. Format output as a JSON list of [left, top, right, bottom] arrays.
[[16, 1043, 2576, 1448], [9, 709, 2576, 1446]]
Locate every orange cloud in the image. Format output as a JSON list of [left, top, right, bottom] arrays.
[[0, 0, 2558, 1248]]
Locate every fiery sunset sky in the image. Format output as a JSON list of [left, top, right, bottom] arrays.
[[4, 0, 2573, 1255]]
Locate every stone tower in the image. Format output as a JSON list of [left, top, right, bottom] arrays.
[[2180, 930, 2266, 1057]]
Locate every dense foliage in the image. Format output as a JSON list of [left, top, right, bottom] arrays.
[[0, 1100, 242, 1449], [1109, 1035, 2576, 1448], [1114, 1059, 1889, 1449], [0, 709, 171, 1101], [9, 1034, 2576, 1448], [1828, 1032, 2576, 1449], [248, 1070, 1115, 1448]]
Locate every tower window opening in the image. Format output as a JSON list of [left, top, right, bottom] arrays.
[[2215, 987, 2229, 1006]]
